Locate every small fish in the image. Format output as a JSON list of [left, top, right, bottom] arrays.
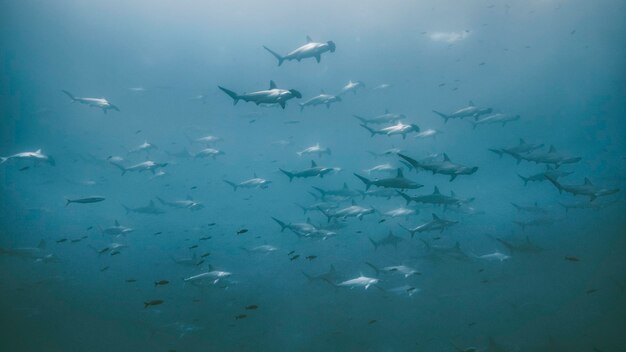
[[100, 266, 110, 272], [199, 236, 212, 241], [189, 244, 198, 249], [110, 251, 121, 256], [245, 305, 258, 310], [368, 320, 377, 325], [438, 83, 446, 87], [378, 219, 386, 223], [144, 299, 164, 308], [305, 255, 317, 261], [236, 229, 248, 235], [126, 279, 137, 283], [18, 166, 30, 171], [570, 29, 576, 35], [56, 238, 67, 243], [564, 256, 580, 262], [71, 238, 82, 243], [86, 226, 93, 230], [586, 289, 598, 294], [153, 231, 162, 236], [290, 255, 300, 261], [154, 280, 170, 287], [208, 223, 216, 226], [190, 186, 198, 190], [235, 314, 247, 320], [287, 250, 295, 256], [135, 130, 142, 134], [200, 252, 210, 258], [478, 62, 486, 66], [356, 231, 362, 234], [196, 260, 205, 266]]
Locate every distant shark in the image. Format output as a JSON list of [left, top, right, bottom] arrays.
[[263, 36, 336, 65]]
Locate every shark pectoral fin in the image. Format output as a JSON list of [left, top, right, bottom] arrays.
[[315, 54, 321, 63]]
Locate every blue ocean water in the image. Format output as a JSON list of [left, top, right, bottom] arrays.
[[1, 1, 625, 351]]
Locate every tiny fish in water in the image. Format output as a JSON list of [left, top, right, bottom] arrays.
[[154, 280, 169, 287], [153, 231, 162, 236], [564, 256, 580, 262], [18, 166, 30, 171], [189, 244, 198, 249], [86, 226, 93, 231], [237, 229, 248, 235], [126, 279, 137, 283], [135, 129, 141, 134], [368, 320, 377, 325], [200, 252, 210, 258], [100, 266, 110, 272], [290, 255, 300, 261], [287, 250, 295, 256], [245, 305, 258, 310], [208, 223, 216, 226], [378, 219, 386, 223], [144, 299, 164, 308], [56, 238, 67, 243], [65, 196, 106, 206], [305, 255, 317, 261], [199, 236, 212, 240], [586, 289, 598, 294], [196, 260, 205, 266], [190, 186, 197, 190], [235, 314, 247, 320]]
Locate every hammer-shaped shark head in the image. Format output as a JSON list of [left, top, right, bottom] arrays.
[[289, 89, 303, 99], [327, 41, 336, 52]]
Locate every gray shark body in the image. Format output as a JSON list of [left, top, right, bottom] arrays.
[[354, 169, 423, 190], [218, 81, 302, 109], [263, 36, 336, 65], [398, 153, 478, 181]]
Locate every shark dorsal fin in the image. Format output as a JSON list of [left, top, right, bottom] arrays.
[[443, 153, 451, 162], [384, 108, 389, 114], [320, 89, 325, 94], [343, 182, 348, 189], [311, 160, 317, 168], [208, 264, 213, 271], [330, 264, 336, 273], [253, 173, 258, 178], [186, 195, 193, 200], [306, 35, 313, 43], [519, 138, 526, 145], [548, 145, 556, 153], [432, 213, 440, 220], [433, 186, 440, 194], [469, 100, 475, 107], [397, 168, 403, 178], [351, 199, 356, 206], [35, 149, 42, 154], [115, 220, 120, 226], [37, 239, 46, 249], [584, 177, 592, 185], [454, 241, 461, 249], [306, 217, 312, 224], [269, 80, 277, 89]]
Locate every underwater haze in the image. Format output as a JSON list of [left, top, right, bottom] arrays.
[[1, 0, 626, 351]]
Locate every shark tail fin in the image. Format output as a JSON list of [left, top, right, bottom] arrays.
[[369, 237, 379, 250], [365, 262, 380, 276], [360, 124, 377, 137], [432, 110, 449, 123], [353, 173, 372, 190], [399, 224, 416, 238], [353, 115, 368, 124], [122, 204, 131, 215], [263, 46, 284, 66], [65, 199, 72, 207], [488, 148, 503, 158], [545, 174, 563, 193], [316, 206, 332, 223], [295, 203, 308, 214], [223, 180, 238, 191], [0, 157, 7, 164], [218, 86, 240, 105], [517, 174, 529, 186], [271, 217, 287, 232], [61, 90, 77, 101], [397, 191, 412, 205], [279, 168, 294, 182], [110, 162, 127, 175], [302, 271, 314, 281]]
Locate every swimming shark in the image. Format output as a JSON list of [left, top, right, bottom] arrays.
[[299, 92, 341, 110], [111, 160, 168, 175], [417, 239, 469, 262], [101, 220, 134, 236], [398, 153, 478, 181], [279, 160, 334, 181], [515, 145, 581, 168], [354, 110, 407, 125], [312, 183, 361, 199], [512, 217, 556, 230], [332, 275, 379, 289], [194, 148, 225, 159], [0, 149, 55, 166], [489, 139, 544, 160], [369, 231, 405, 250], [366, 262, 420, 278], [263, 36, 336, 65], [471, 250, 511, 262], [240, 244, 278, 255], [156, 196, 204, 211], [400, 214, 458, 237], [510, 202, 548, 215], [223, 175, 272, 191], [302, 264, 343, 285], [218, 80, 302, 109], [382, 207, 416, 218], [184, 265, 232, 285], [415, 128, 443, 139], [432, 101, 492, 123], [363, 163, 397, 174], [469, 113, 520, 129], [339, 80, 365, 95], [272, 217, 336, 239], [62, 90, 120, 114], [122, 200, 166, 215], [354, 169, 423, 190], [318, 201, 376, 221], [493, 236, 543, 254], [297, 144, 332, 157], [295, 201, 338, 214], [0, 240, 57, 263], [397, 186, 471, 208], [518, 166, 573, 186], [546, 176, 619, 201], [361, 122, 420, 139]]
